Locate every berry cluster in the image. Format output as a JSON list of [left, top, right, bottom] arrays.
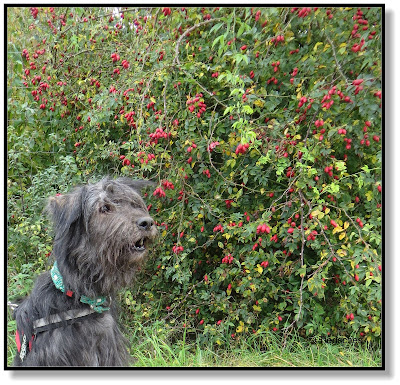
[[307, 230, 318, 241], [111, 52, 120, 62], [172, 245, 184, 254], [186, 93, 206, 118], [235, 143, 249, 155], [149, 127, 170, 145], [271, 60, 280, 73], [153, 187, 166, 198], [137, 152, 155, 164], [221, 254, 234, 264], [30, 7, 38, 19], [270, 35, 284, 46], [256, 224, 271, 234], [121, 59, 129, 69], [294, 7, 312, 18], [207, 141, 220, 152], [162, 7, 171, 16], [162, 180, 175, 190]]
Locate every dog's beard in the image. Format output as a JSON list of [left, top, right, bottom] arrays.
[[98, 232, 155, 271]]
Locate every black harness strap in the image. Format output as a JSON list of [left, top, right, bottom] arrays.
[[33, 308, 101, 334]]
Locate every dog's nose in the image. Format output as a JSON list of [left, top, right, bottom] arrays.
[[137, 217, 154, 231]]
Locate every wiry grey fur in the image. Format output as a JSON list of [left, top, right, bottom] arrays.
[[12, 177, 157, 367]]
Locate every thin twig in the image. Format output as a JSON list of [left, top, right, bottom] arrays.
[[297, 192, 306, 321], [173, 17, 223, 66], [324, 31, 349, 84], [283, 192, 306, 347], [163, 280, 205, 321]]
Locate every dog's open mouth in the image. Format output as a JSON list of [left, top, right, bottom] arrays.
[[129, 237, 148, 253]]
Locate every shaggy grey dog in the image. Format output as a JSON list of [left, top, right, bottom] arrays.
[[12, 177, 157, 367]]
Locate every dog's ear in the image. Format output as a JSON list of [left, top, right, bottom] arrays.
[[45, 186, 87, 237], [116, 178, 156, 192]]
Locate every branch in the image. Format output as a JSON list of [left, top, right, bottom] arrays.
[[282, 193, 306, 346], [173, 17, 223, 66], [163, 78, 168, 118], [324, 31, 349, 84], [296, 192, 306, 321], [163, 280, 205, 321]]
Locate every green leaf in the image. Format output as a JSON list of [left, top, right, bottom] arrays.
[[365, 191, 373, 201], [242, 105, 254, 115], [209, 22, 224, 35], [212, 34, 224, 49]]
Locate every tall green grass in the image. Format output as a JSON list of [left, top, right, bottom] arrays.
[[125, 320, 382, 368], [6, 311, 381, 368]]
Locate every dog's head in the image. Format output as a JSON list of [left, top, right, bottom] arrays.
[[46, 177, 158, 294]]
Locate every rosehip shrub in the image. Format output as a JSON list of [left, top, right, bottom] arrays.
[[8, 6, 382, 346]]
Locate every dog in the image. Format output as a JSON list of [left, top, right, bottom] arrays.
[[11, 177, 157, 366]]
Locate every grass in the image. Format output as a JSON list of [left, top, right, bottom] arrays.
[[6, 312, 381, 368], [6, 300, 381, 368], [125, 321, 382, 368]]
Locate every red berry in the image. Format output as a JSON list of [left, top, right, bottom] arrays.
[[352, 79, 364, 86]]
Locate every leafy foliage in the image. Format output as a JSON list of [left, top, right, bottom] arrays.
[[8, 6, 382, 346]]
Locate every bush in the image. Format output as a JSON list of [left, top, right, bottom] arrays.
[[7, 6, 382, 346]]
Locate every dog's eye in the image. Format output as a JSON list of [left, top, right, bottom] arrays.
[[99, 204, 112, 213]]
